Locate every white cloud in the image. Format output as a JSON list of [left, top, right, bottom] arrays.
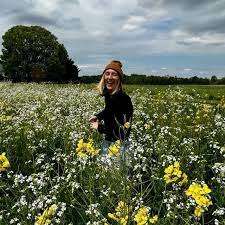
[[126, 15, 146, 24], [31, 0, 61, 15], [122, 15, 146, 31], [182, 35, 225, 45], [79, 64, 103, 69], [1, 0, 225, 75], [122, 24, 138, 31]]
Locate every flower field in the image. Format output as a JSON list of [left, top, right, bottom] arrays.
[[0, 82, 225, 225]]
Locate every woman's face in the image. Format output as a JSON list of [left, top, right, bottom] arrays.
[[104, 69, 120, 93]]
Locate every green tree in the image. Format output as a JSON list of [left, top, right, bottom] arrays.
[[210, 75, 218, 84], [64, 58, 80, 81], [0, 25, 79, 82], [0, 64, 3, 80]]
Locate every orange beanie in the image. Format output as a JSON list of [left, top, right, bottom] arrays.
[[103, 60, 123, 78]]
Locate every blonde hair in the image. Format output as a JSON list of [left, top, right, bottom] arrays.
[[97, 72, 123, 95]]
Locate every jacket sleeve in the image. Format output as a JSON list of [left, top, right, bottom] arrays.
[[94, 86, 110, 121], [125, 95, 133, 123], [97, 122, 106, 134], [95, 110, 106, 134], [95, 109, 105, 121]]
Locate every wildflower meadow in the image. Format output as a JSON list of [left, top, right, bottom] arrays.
[[0, 82, 225, 225]]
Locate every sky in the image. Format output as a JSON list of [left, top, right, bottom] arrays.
[[1, 0, 225, 77]]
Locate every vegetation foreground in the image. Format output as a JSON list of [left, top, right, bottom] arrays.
[[0, 82, 225, 225]]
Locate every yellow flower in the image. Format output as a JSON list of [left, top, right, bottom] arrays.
[[46, 204, 57, 217], [134, 207, 149, 225], [124, 122, 130, 129], [0, 152, 10, 172], [179, 173, 188, 185], [202, 184, 212, 194], [108, 201, 129, 225], [163, 161, 187, 185], [173, 161, 180, 168], [134, 206, 158, 225], [173, 168, 182, 177], [35, 216, 51, 225], [76, 139, 99, 157], [108, 140, 121, 157], [35, 204, 57, 225], [194, 206, 204, 218], [195, 195, 212, 207], [77, 151, 87, 158], [164, 165, 174, 174], [186, 183, 212, 206], [186, 182, 212, 217], [120, 217, 128, 225], [108, 213, 118, 221], [186, 182, 199, 196]]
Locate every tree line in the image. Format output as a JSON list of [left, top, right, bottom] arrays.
[[79, 74, 225, 85]]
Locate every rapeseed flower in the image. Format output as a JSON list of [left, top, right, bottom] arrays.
[[134, 206, 158, 225], [186, 183, 212, 203], [186, 182, 212, 217], [0, 152, 10, 172], [76, 139, 99, 157], [108, 201, 129, 225], [35, 204, 57, 225], [194, 206, 204, 217], [164, 161, 188, 185], [134, 207, 149, 225], [108, 140, 121, 157]]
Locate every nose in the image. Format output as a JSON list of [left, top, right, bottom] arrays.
[[108, 73, 113, 79]]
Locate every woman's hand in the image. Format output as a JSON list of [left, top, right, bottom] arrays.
[[89, 116, 99, 130], [89, 116, 98, 123]]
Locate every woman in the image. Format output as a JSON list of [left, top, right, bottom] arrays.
[[89, 60, 133, 155]]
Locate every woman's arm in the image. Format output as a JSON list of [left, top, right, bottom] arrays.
[[94, 109, 105, 121], [97, 121, 106, 134]]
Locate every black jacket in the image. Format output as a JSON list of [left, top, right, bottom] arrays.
[[95, 87, 133, 142]]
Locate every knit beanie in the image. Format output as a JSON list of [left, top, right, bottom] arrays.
[[103, 60, 123, 78]]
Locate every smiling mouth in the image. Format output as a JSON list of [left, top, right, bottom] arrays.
[[106, 81, 114, 85]]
